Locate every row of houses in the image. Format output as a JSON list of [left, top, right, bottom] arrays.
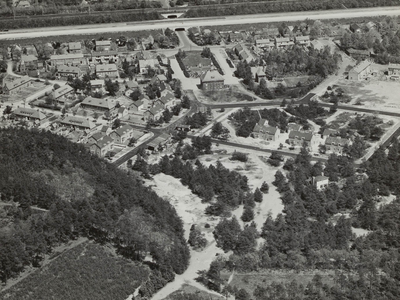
[[255, 35, 311, 51], [252, 119, 351, 154]]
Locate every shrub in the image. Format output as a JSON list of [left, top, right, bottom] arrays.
[[230, 151, 248, 162]]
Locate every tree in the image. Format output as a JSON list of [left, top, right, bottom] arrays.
[[254, 188, 263, 203], [112, 118, 121, 129], [181, 95, 191, 109], [214, 217, 242, 252], [188, 225, 207, 250], [3, 106, 12, 115], [201, 47, 212, 58], [236, 288, 250, 300], [104, 79, 119, 96], [162, 108, 172, 123], [241, 206, 254, 222], [211, 122, 229, 140], [260, 182, 269, 193]]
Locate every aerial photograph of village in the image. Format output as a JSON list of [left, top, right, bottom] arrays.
[[1, 0, 400, 299]]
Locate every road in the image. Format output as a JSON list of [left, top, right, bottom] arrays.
[[2, 6, 400, 40]]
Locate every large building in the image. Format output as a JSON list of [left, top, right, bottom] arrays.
[[20, 55, 38, 72], [288, 130, 313, 147], [80, 97, 117, 112], [60, 115, 95, 130], [48, 53, 86, 68], [56, 65, 82, 79], [13, 107, 46, 122], [90, 135, 114, 157], [348, 60, 371, 81], [2, 75, 32, 95], [200, 70, 224, 90], [95, 64, 118, 78], [109, 124, 135, 144]]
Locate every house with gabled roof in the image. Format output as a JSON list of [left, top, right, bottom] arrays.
[[200, 70, 224, 90], [275, 37, 295, 48], [2, 75, 32, 95], [48, 53, 86, 67], [95, 40, 111, 51], [251, 67, 266, 82], [91, 50, 119, 64], [348, 60, 371, 81], [90, 135, 114, 157], [287, 123, 303, 132], [95, 63, 118, 78], [56, 65, 82, 79], [80, 96, 116, 112], [139, 59, 159, 75], [109, 124, 135, 144], [60, 115, 95, 130], [252, 119, 279, 141], [295, 35, 311, 46], [325, 136, 350, 154], [322, 128, 337, 138], [288, 130, 314, 147], [20, 54, 38, 72], [147, 133, 171, 151], [52, 85, 74, 103], [68, 42, 82, 54], [150, 74, 167, 86], [313, 176, 329, 191], [156, 90, 177, 110], [13, 107, 46, 122], [87, 132, 105, 145], [144, 103, 164, 121], [255, 39, 275, 51]]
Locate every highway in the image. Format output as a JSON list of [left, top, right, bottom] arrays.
[[2, 6, 400, 40]]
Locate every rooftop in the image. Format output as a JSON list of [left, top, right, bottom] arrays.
[[95, 64, 118, 72], [288, 130, 313, 141], [200, 70, 224, 82], [351, 60, 371, 74], [13, 107, 46, 120], [81, 97, 116, 110], [61, 115, 94, 129]]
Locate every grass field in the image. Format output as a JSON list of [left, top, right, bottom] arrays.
[[0, 241, 149, 300]]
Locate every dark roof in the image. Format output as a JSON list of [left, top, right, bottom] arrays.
[[289, 130, 313, 141]]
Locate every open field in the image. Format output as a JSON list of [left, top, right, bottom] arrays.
[[334, 79, 400, 112], [0, 241, 148, 300], [221, 269, 336, 294], [165, 284, 224, 300]]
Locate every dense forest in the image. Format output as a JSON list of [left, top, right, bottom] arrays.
[[193, 139, 400, 299], [0, 128, 189, 298]]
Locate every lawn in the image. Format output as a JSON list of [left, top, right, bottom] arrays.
[[0, 241, 149, 300], [199, 87, 254, 103]]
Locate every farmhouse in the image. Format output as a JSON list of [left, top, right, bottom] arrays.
[[200, 70, 224, 90], [68, 42, 82, 54], [2, 75, 32, 95], [348, 60, 371, 81]]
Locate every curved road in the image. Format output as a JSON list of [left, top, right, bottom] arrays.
[[2, 6, 400, 40]]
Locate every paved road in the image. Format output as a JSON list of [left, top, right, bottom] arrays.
[[2, 6, 400, 40]]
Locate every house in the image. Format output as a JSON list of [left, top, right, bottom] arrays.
[[56, 65, 82, 79], [262, 27, 280, 37], [388, 63, 400, 75], [139, 59, 159, 74], [90, 50, 119, 64], [80, 96, 116, 112], [52, 84, 74, 103], [229, 32, 243, 42], [95, 40, 111, 51], [68, 42, 82, 54], [90, 135, 114, 157], [95, 64, 118, 78], [20, 54, 38, 72], [181, 52, 213, 74], [200, 70, 224, 91], [13, 107, 45, 122], [233, 44, 254, 63], [288, 130, 313, 147], [255, 39, 275, 51], [147, 133, 171, 151], [349, 23, 361, 33], [325, 136, 350, 154], [16, 0, 30, 8], [99, 125, 113, 135], [311, 39, 325, 51], [275, 37, 294, 48], [48, 53, 86, 68], [90, 79, 104, 90], [189, 27, 201, 37], [176, 124, 191, 132], [348, 60, 371, 81], [129, 100, 145, 114], [252, 119, 279, 141], [2, 75, 32, 95], [251, 67, 266, 82], [287, 123, 302, 132], [295, 35, 311, 46], [126, 80, 139, 90], [60, 115, 95, 130], [87, 132, 105, 145], [156, 91, 176, 109], [150, 74, 167, 86], [322, 128, 337, 138], [144, 103, 164, 121], [365, 21, 377, 31], [313, 176, 329, 191], [117, 107, 128, 118], [109, 124, 135, 144], [347, 48, 371, 60]]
